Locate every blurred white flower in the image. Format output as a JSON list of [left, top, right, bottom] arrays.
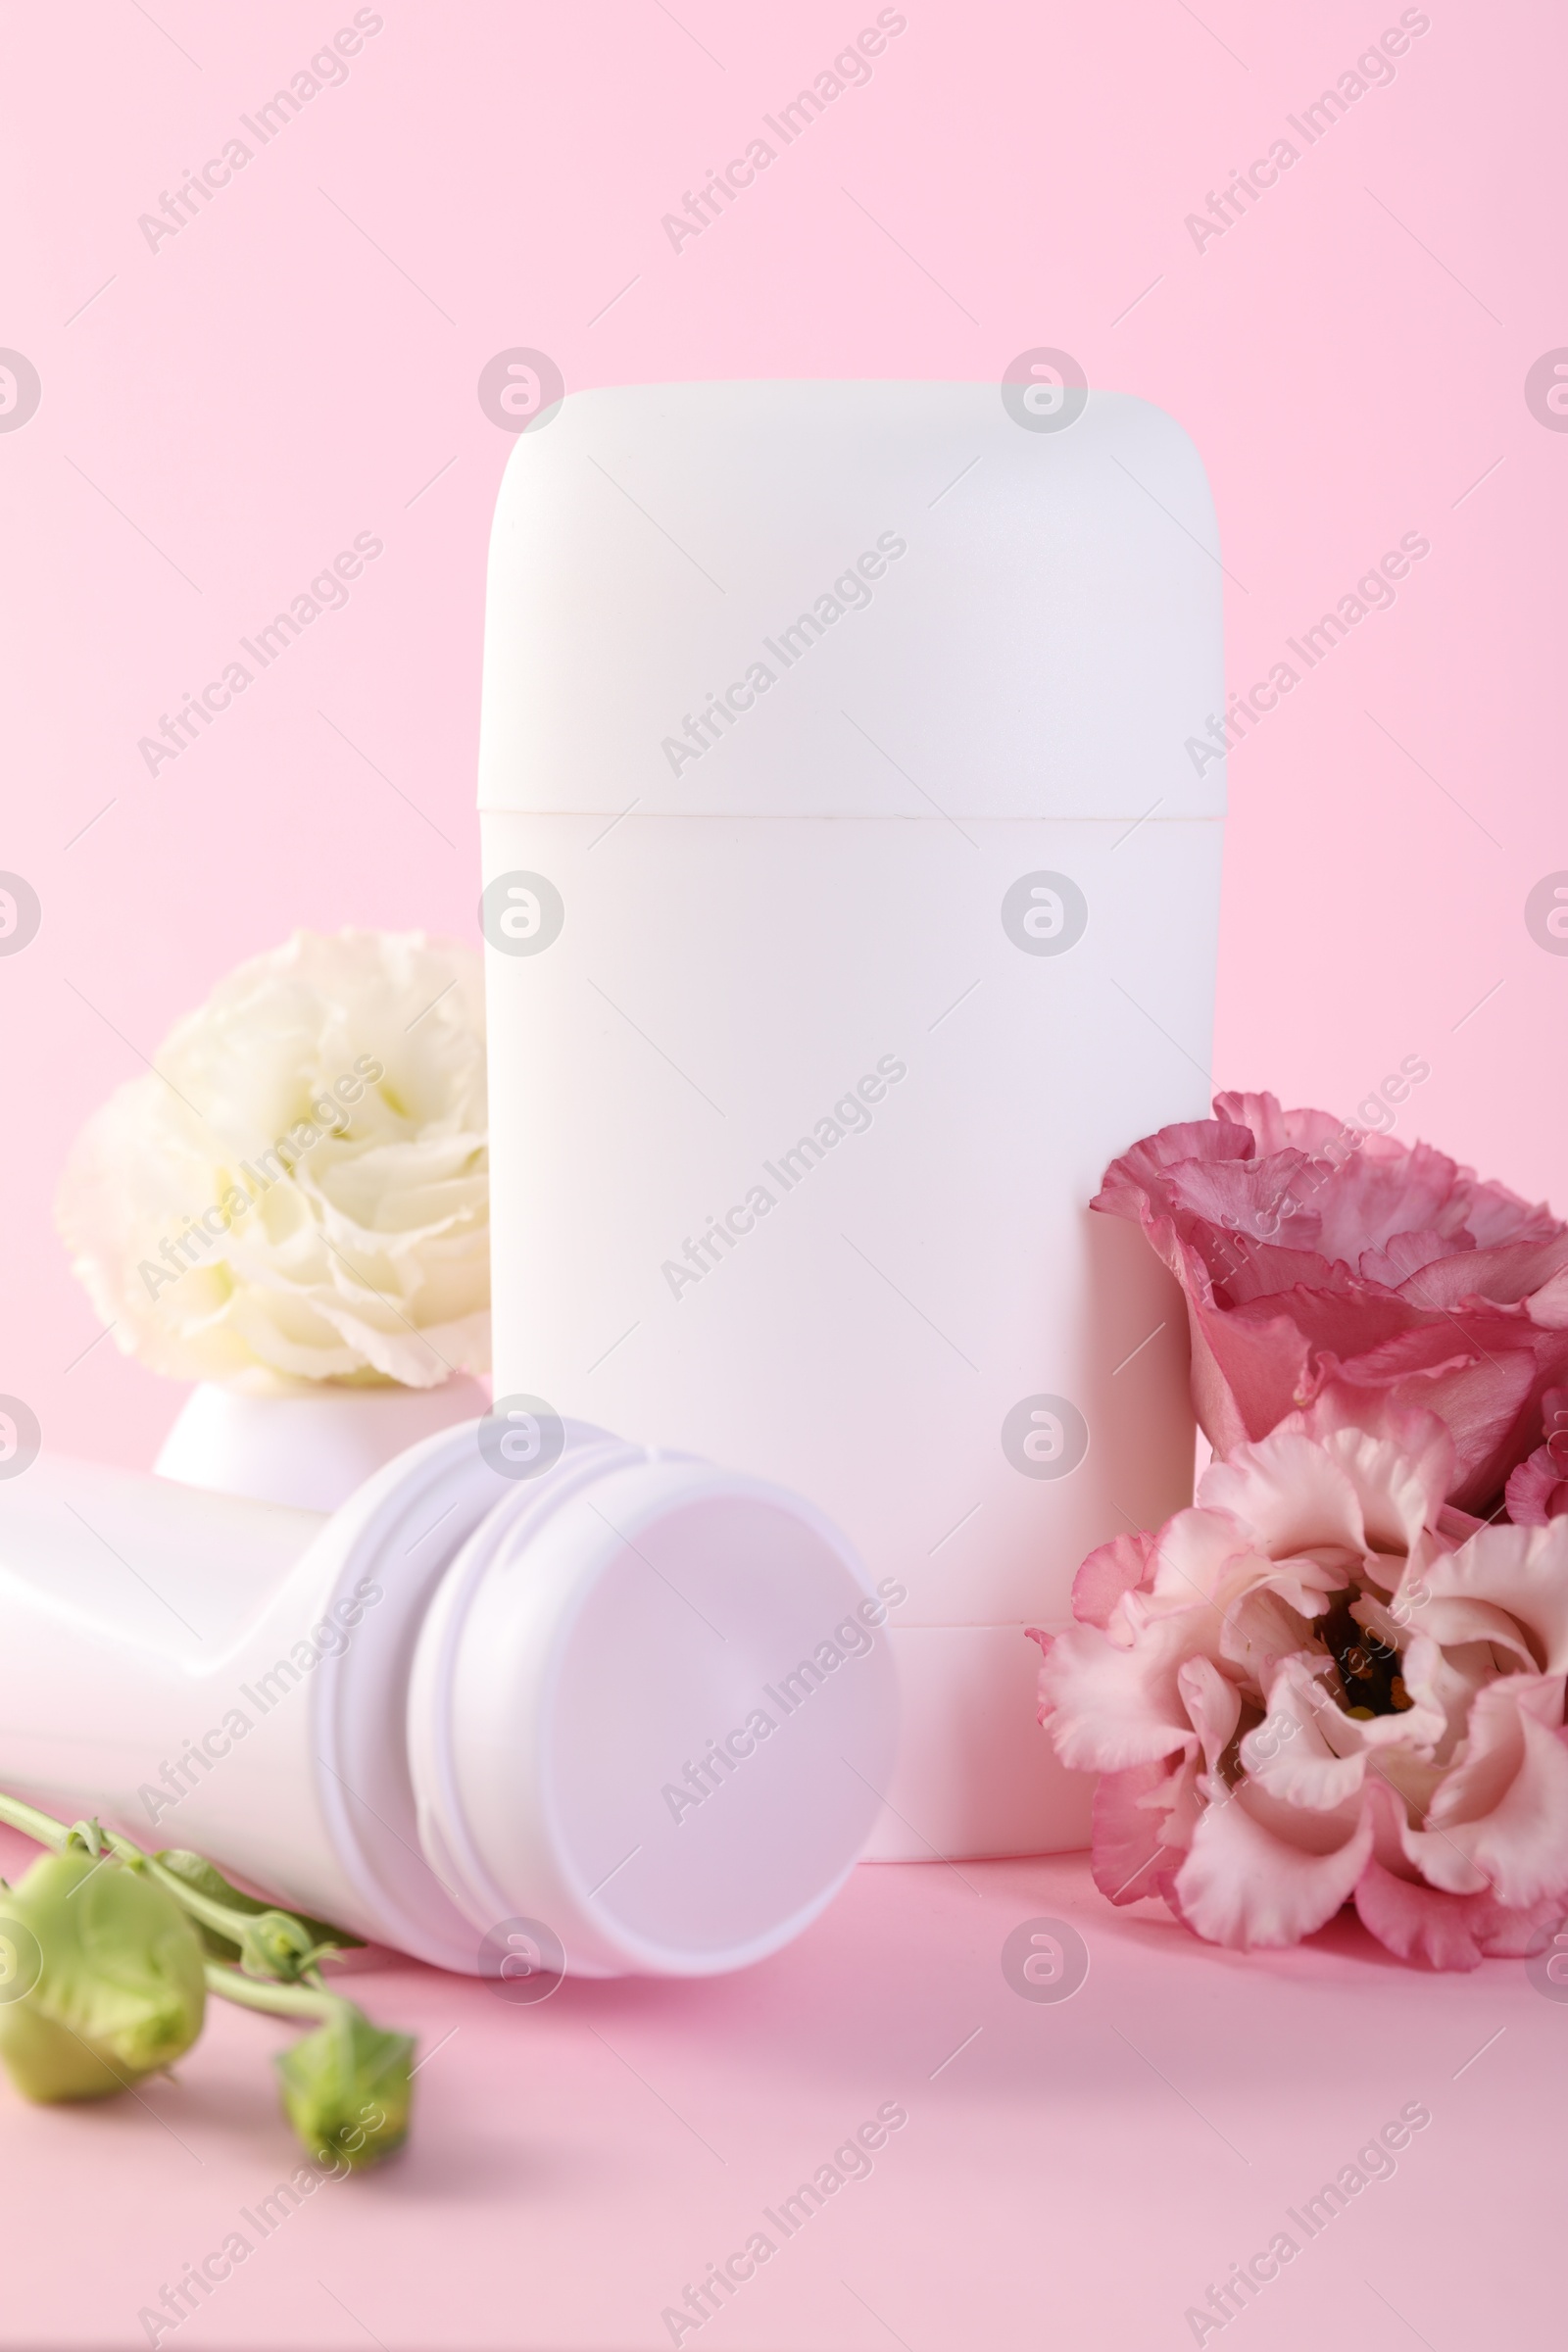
[[57, 930, 489, 1389]]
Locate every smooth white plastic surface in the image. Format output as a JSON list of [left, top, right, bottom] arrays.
[[477, 379, 1224, 821], [409, 1440, 901, 1975], [478, 380, 1223, 1858], [155, 1375, 491, 1512], [0, 1424, 897, 1977]]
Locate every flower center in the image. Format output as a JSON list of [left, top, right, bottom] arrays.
[[1317, 1592, 1412, 1720]]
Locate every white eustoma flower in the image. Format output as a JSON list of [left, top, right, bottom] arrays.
[[57, 931, 489, 1388]]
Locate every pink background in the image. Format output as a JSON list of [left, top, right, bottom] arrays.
[[3, 0, 1564, 1470], [2, 7, 1567, 2345]]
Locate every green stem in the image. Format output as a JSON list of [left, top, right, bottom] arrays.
[[204, 1964, 350, 2027], [0, 1791, 163, 1885], [139, 1856, 268, 1945], [0, 1788, 326, 1979], [0, 1791, 75, 1854]]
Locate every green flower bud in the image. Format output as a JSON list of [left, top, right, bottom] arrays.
[[153, 1850, 362, 1978], [274, 2005, 415, 2172], [0, 1851, 206, 2102]]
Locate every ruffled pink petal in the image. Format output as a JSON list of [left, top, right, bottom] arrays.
[[1401, 1675, 1568, 1906], [1209, 1240, 1359, 1307], [1527, 1264, 1568, 1328], [1138, 1505, 1260, 1615], [1394, 1231, 1568, 1314], [1199, 1430, 1368, 1564], [1354, 1784, 1568, 1968], [1352, 1851, 1564, 1970], [1210, 1091, 1346, 1158], [1371, 1628, 1451, 1755], [1358, 1229, 1475, 1287], [1036, 1617, 1209, 1775], [1195, 1282, 1526, 1494], [1505, 1445, 1568, 1526], [1505, 1385, 1568, 1524], [1183, 1287, 1317, 1453], [1311, 1332, 1540, 1514], [1295, 1383, 1453, 1558], [1091, 1116, 1258, 1228], [1419, 1520, 1568, 1675], [1216, 1582, 1320, 1688], [1176, 1653, 1241, 1768], [1159, 1148, 1318, 1251], [1171, 1779, 1374, 1949], [1309, 1138, 1479, 1263], [1071, 1530, 1158, 1629], [1093, 1101, 1568, 1509], [1239, 1656, 1368, 1811], [1088, 1758, 1191, 1907], [1462, 1176, 1564, 1251]]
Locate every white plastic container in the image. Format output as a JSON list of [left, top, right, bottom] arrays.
[[0, 1421, 898, 1977], [477, 380, 1224, 1859], [154, 1373, 491, 1512]]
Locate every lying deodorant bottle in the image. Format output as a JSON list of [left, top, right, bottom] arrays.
[[476, 379, 1223, 1858], [0, 1417, 898, 1978]]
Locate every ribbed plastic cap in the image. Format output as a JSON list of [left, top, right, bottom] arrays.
[[478, 378, 1224, 821]]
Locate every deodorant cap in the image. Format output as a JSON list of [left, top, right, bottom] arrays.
[[408, 1427, 900, 1977], [477, 378, 1225, 822]]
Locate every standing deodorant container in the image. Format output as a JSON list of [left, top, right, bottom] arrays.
[[478, 380, 1224, 1858]]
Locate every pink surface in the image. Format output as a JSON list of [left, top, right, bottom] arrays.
[[1, 6, 1564, 2345], [0, 1817, 1557, 2352]]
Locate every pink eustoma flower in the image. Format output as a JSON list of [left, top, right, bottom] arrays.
[[1094, 1091, 1568, 1513], [1505, 1386, 1568, 1526], [1031, 1388, 1568, 1967]]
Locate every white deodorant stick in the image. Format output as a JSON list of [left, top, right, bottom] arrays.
[[478, 380, 1224, 1858], [0, 1422, 898, 1977]]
